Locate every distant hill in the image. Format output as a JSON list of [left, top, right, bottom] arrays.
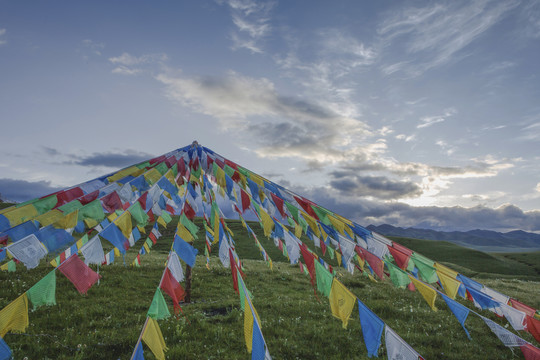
[[367, 224, 540, 251]]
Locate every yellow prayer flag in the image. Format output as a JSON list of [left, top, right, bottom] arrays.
[[138, 225, 146, 234], [76, 238, 84, 249], [329, 279, 356, 329], [409, 276, 438, 311], [294, 224, 303, 238], [356, 254, 365, 269], [336, 251, 342, 267], [301, 211, 321, 237], [157, 216, 167, 229], [143, 168, 162, 185], [176, 224, 194, 243], [114, 247, 121, 257], [0, 263, 9, 272], [144, 243, 151, 254], [0, 293, 29, 337], [3, 204, 39, 227], [244, 301, 254, 353], [436, 271, 461, 300], [115, 211, 133, 239], [329, 215, 346, 235], [164, 169, 176, 185], [259, 209, 274, 237], [35, 209, 64, 227], [53, 210, 78, 229], [108, 212, 118, 222], [434, 263, 459, 279], [84, 218, 99, 229], [50, 259, 58, 267], [368, 274, 378, 283], [108, 165, 139, 183], [142, 317, 168, 360]]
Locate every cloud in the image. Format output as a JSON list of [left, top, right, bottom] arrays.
[[42, 146, 60, 156], [108, 52, 168, 75], [329, 173, 422, 200], [66, 149, 154, 168], [0, 28, 6, 46], [81, 39, 104, 55], [378, 0, 519, 75], [296, 185, 540, 232], [0, 178, 63, 202], [220, 0, 275, 53], [157, 70, 370, 162]]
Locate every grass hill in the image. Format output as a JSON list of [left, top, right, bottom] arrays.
[[0, 218, 539, 359]]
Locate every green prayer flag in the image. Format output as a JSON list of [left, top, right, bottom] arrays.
[[136, 161, 151, 169], [312, 206, 331, 226], [8, 260, 16, 272], [386, 262, 411, 289], [180, 214, 199, 238], [223, 165, 235, 178], [147, 288, 171, 320], [315, 261, 333, 297], [411, 254, 438, 283], [78, 200, 105, 224], [160, 211, 172, 224], [128, 202, 149, 227], [298, 216, 308, 233], [286, 217, 296, 228], [33, 195, 58, 215], [285, 202, 299, 223], [26, 271, 56, 309], [154, 162, 168, 175], [58, 200, 83, 214], [238, 270, 246, 311], [327, 246, 335, 259]]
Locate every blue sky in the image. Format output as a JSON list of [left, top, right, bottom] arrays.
[[1, 0, 540, 232]]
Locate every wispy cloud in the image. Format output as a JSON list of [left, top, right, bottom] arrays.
[[108, 52, 168, 75], [417, 108, 456, 128], [220, 0, 275, 53], [0, 28, 6, 46], [378, 0, 519, 75]]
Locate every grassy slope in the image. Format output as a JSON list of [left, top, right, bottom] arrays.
[[0, 219, 539, 359]]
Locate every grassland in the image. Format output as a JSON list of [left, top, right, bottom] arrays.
[[0, 218, 539, 359]]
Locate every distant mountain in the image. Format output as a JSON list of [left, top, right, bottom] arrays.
[[367, 224, 540, 250]]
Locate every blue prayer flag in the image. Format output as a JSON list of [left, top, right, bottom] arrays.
[[467, 287, 500, 310], [99, 224, 127, 254], [441, 294, 471, 339], [357, 300, 384, 357], [0, 336, 12, 360], [132, 340, 145, 360], [251, 318, 266, 360], [4, 220, 39, 241], [173, 235, 198, 267]]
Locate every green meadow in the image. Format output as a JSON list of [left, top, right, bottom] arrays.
[[0, 218, 539, 359]]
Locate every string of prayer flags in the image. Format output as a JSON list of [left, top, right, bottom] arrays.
[[329, 278, 356, 329], [26, 271, 56, 309], [147, 288, 171, 320], [58, 254, 101, 295], [357, 299, 384, 358], [0, 293, 29, 337], [142, 317, 168, 360]]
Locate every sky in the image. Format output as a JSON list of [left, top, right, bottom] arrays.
[[1, 0, 540, 232]]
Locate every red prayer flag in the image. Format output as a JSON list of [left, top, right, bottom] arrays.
[[55, 187, 84, 207], [511, 298, 537, 317], [79, 190, 99, 205], [160, 268, 185, 313], [271, 193, 286, 218], [177, 159, 187, 176], [521, 343, 540, 360], [101, 191, 123, 213], [183, 201, 196, 220], [137, 192, 148, 211], [224, 159, 238, 170], [392, 242, 413, 256], [240, 189, 251, 213], [58, 254, 101, 295], [147, 210, 155, 223], [293, 196, 319, 220], [361, 248, 385, 280], [387, 245, 411, 270], [229, 249, 239, 294], [299, 244, 316, 286], [526, 315, 540, 343]]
